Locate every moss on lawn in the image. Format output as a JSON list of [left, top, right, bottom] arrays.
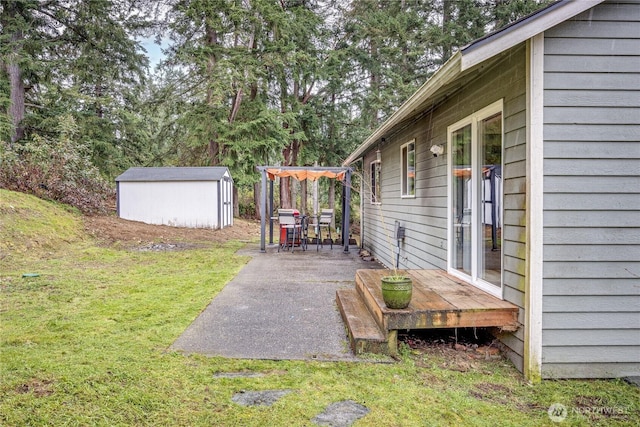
[[1, 190, 638, 426]]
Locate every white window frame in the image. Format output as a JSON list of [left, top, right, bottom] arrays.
[[370, 159, 381, 205], [446, 99, 504, 298], [400, 139, 416, 198]]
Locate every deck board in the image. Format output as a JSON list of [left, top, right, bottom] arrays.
[[356, 269, 519, 332], [338, 269, 521, 356], [410, 270, 516, 310]]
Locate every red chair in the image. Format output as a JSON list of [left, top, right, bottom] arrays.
[[278, 209, 301, 252]]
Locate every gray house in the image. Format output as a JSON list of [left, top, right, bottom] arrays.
[[116, 167, 233, 229], [344, 0, 639, 380]]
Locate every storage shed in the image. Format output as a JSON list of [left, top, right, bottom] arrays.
[[115, 167, 233, 229]]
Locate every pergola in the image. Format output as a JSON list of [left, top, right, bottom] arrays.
[[257, 166, 353, 253]]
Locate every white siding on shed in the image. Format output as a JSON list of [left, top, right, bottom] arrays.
[[116, 167, 233, 229], [118, 181, 220, 228]]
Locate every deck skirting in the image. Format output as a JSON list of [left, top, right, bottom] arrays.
[[337, 269, 520, 355]]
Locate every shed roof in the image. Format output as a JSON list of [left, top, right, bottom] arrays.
[[115, 167, 230, 182], [343, 0, 605, 166]]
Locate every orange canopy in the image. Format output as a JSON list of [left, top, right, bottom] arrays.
[[266, 168, 346, 182], [453, 167, 490, 178]]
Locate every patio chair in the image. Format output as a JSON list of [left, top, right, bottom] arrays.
[[299, 215, 309, 251], [278, 209, 302, 252], [316, 208, 334, 250]]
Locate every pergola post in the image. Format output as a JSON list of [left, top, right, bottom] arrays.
[[269, 178, 274, 244], [343, 169, 351, 253], [260, 168, 267, 252]]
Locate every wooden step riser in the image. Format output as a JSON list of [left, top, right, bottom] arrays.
[[351, 335, 393, 355], [336, 289, 390, 355], [383, 310, 519, 331], [355, 271, 387, 331]]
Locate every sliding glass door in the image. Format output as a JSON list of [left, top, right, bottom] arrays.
[[448, 101, 503, 297]]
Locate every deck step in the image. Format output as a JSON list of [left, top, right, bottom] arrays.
[[355, 270, 389, 331], [336, 289, 390, 355]]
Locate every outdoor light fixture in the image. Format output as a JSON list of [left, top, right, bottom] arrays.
[[430, 144, 445, 157], [377, 138, 385, 162]]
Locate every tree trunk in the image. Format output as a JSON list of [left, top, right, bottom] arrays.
[[233, 185, 240, 218], [253, 182, 261, 219], [442, 0, 453, 61], [300, 179, 308, 215], [313, 169, 319, 215], [329, 178, 335, 210], [369, 37, 379, 128], [2, 2, 26, 145], [290, 177, 297, 211], [7, 62, 25, 144], [280, 138, 299, 209], [205, 24, 220, 165], [280, 178, 291, 208]]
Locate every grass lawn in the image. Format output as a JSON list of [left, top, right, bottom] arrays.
[[1, 189, 638, 426]]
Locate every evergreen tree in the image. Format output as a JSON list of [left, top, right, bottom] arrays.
[[0, 0, 153, 179]]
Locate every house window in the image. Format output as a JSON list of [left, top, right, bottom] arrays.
[[401, 140, 415, 197], [370, 160, 381, 204], [448, 100, 503, 297]]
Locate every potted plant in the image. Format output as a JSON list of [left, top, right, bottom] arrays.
[[378, 226, 412, 309], [357, 172, 412, 309], [380, 275, 412, 309]]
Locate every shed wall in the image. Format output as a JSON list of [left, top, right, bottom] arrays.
[[540, 0, 640, 378], [118, 181, 221, 228]]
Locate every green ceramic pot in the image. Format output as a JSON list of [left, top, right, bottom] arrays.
[[381, 275, 412, 309]]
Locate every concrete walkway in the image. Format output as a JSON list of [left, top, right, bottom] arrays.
[[171, 243, 382, 361]]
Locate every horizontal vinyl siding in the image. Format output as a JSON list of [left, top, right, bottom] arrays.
[[541, 0, 640, 379], [362, 123, 447, 271], [362, 46, 529, 372]]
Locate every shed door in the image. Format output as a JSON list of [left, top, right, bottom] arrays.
[[448, 101, 503, 298], [221, 176, 233, 228]]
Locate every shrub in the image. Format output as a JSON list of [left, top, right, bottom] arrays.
[[0, 115, 114, 214]]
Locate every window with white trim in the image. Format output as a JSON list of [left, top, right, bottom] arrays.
[[401, 140, 415, 197], [370, 160, 381, 204]]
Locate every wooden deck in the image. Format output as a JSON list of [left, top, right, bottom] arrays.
[[336, 269, 520, 355]]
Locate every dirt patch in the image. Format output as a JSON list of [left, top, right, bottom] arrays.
[[401, 328, 504, 373], [134, 242, 204, 252], [469, 382, 513, 405], [15, 379, 54, 397], [83, 215, 261, 248]]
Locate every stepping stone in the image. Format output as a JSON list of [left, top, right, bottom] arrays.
[[312, 400, 370, 426], [231, 389, 293, 407], [213, 372, 265, 378], [624, 376, 640, 387]]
